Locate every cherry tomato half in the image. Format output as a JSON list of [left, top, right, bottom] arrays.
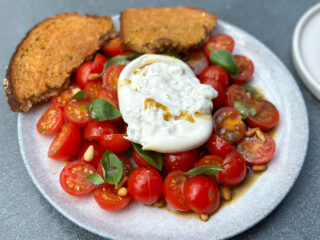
[[163, 171, 190, 211], [97, 89, 119, 109], [101, 37, 122, 57], [225, 84, 247, 107], [76, 61, 93, 89], [60, 160, 96, 196], [102, 65, 125, 93], [36, 105, 64, 135], [64, 99, 92, 128], [204, 34, 235, 59], [163, 149, 199, 172], [83, 121, 118, 141], [206, 133, 236, 158], [91, 53, 107, 74], [94, 186, 130, 211], [230, 55, 254, 84], [199, 65, 229, 90], [77, 142, 104, 169], [84, 80, 103, 99], [184, 48, 209, 75], [48, 123, 81, 160], [183, 176, 220, 214], [133, 149, 154, 168], [50, 84, 78, 108], [213, 107, 246, 143], [98, 134, 131, 153], [127, 167, 162, 205]]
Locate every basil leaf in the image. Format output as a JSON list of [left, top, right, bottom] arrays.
[[241, 84, 263, 98], [185, 165, 223, 177], [86, 173, 105, 185], [100, 52, 141, 75], [101, 150, 123, 185], [209, 49, 238, 75], [132, 143, 163, 170], [71, 90, 86, 100], [233, 101, 257, 120], [88, 98, 121, 121]]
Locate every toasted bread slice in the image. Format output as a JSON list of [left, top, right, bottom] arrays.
[[4, 13, 117, 112], [120, 6, 217, 53]]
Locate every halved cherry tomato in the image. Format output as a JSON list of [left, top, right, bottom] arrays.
[[225, 84, 247, 107], [206, 134, 236, 157], [102, 65, 125, 93], [201, 78, 226, 108], [91, 53, 107, 74], [64, 99, 92, 128], [127, 167, 162, 205], [237, 132, 275, 165], [94, 186, 130, 211], [197, 152, 247, 186], [50, 84, 78, 108], [97, 89, 119, 109], [184, 48, 209, 75], [77, 142, 104, 169], [163, 149, 198, 172], [101, 37, 122, 57], [36, 105, 64, 135], [230, 55, 254, 84], [246, 98, 280, 131], [60, 160, 96, 196], [83, 121, 118, 141], [99, 134, 131, 153], [204, 34, 235, 59], [163, 171, 190, 211], [48, 123, 81, 160], [183, 176, 220, 214], [76, 61, 93, 89], [84, 80, 103, 99], [133, 149, 154, 168], [213, 107, 246, 143], [199, 65, 229, 90]]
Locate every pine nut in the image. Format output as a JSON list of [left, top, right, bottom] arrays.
[[72, 88, 81, 95], [88, 73, 100, 80], [222, 187, 232, 201], [117, 187, 128, 197], [256, 130, 266, 142], [246, 92, 252, 98], [252, 164, 267, 172], [245, 128, 259, 137], [83, 145, 94, 162], [200, 214, 209, 222]]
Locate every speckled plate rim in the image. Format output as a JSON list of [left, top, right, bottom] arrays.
[[17, 16, 309, 240]]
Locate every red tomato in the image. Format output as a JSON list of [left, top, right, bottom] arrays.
[[246, 98, 280, 131], [237, 132, 275, 165], [204, 34, 235, 59], [102, 65, 125, 93], [225, 84, 247, 107], [84, 80, 103, 99], [64, 99, 92, 128], [163, 149, 198, 172], [97, 89, 119, 109], [83, 121, 118, 141], [197, 152, 247, 186], [127, 167, 162, 205], [230, 55, 254, 84], [183, 176, 220, 214], [213, 107, 246, 143], [184, 48, 209, 75], [36, 105, 64, 135], [206, 134, 235, 157], [77, 142, 104, 169], [201, 78, 226, 108], [133, 149, 154, 168], [60, 160, 96, 196], [76, 61, 93, 89], [163, 171, 190, 211], [50, 84, 78, 108], [94, 186, 130, 211], [199, 65, 229, 90], [101, 37, 122, 57], [48, 123, 81, 160], [98, 134, 131, 153], [91, 53, 107, 74]]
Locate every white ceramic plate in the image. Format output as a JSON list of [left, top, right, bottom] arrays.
[[18, 16, 309, 240]]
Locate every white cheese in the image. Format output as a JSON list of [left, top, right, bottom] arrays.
[[118, 54, 217, 153]]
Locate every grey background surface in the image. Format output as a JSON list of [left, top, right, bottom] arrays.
[[0, 0, 319, 239]]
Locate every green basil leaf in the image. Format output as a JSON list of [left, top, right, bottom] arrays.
[[86, 173, 105, 185], [241, 84, 263, 98], [71, 90, 87, 100], [233, 101, 257, 120], [101, 150, 123, 185], [185, 165, 223, 177], [40, 130, 45, 134], [100, 52, 141, 75], [132, 143, 163, 171], [209, 49, 238, 75], [88, 98, 121, 121]]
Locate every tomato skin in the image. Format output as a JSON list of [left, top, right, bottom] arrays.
[[127, 167, 162, 205], [133, 149, 154, 168], [204, 34, 235, 59], [64, 99, 92, 128], [237, 132, 276, 165], [91, 53, 107, 74], [101, 37, 122, 57], [48, 123, 81, 160], [163, 171, 191, 211], [185, 48, 209, 75], [60, 160, 96, 196], [163, 149, 199, 172], [199, 65, 229, 90], [225, 84, 247, 107], [230, 55, 254, 84], [50, 84, 78, 108], [83, 121, 118, 141], [203, 80, 226, 108], [246, 98, 280, 131], [98, 134, 131, 153], [77, 142, 104, 169], [76, 61, 93, 89], [84, 80, 103, 99], [206, 134, 236, 158], [183, 176, 220, 214], [97, 89, 119, 109], [36, 105, 64, 135], [102, 65, 125, 93], [94, 186, 130, 211]]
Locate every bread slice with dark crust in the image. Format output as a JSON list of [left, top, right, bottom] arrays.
[[4, 13, 117, 112], [120, 6, 217, 54]]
